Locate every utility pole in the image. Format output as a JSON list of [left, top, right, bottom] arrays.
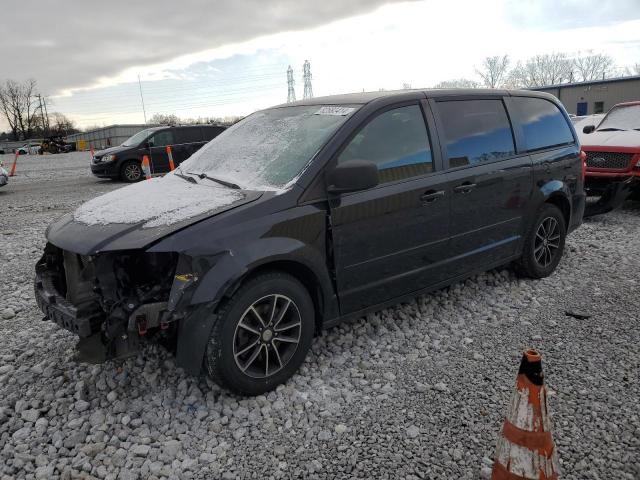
[[287, 65, 296, 103], [138, 75, 147, 124], [37, 94, 49, 135], [42, 96, 50, 134], [303, 60, 313, 100]]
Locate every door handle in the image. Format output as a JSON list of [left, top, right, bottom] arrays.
[[420, 190, 445, 203], [453, 183, 477, 194]]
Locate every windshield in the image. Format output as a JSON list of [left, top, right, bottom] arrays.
[[179, 105, 358, 190], [597, 104, 640, 131], [122, 128, 153, 147]]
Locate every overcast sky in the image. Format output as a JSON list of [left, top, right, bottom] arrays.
[[1, 0, 639, 129]]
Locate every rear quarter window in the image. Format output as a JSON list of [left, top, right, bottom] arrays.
[[512, 97, 575, 151]]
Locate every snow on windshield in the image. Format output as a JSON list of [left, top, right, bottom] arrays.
[[598, 105, 640, 131], [74, 174, 243, 228], [180, 105, 357, 190]]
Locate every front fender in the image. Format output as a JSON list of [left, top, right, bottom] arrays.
[[190, 237, 333, 307], [174, 237, 335, 376]]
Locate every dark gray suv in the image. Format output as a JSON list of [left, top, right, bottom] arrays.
[[36, 89, 585, 395], [91, 125, 225, 181]]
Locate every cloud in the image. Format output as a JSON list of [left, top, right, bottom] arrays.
[[0, 0, 414, 95], [504, 0, 640, 30]]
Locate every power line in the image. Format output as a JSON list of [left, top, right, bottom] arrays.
[[50, 71, 287, 108]]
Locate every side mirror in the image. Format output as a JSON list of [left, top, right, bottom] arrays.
[[582, 125, 595, 134], [327, 159, 379, 194]]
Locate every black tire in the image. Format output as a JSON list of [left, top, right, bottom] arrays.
[[205, 271, 315, 396], [120, 160, 142, 182], [515, 204, 566, 279]]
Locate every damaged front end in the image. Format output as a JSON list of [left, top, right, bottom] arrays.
[[34, 243, 200, 364]]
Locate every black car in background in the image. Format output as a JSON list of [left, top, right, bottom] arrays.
[[91, 125, 226, 181], [36, 89, 585, 395]]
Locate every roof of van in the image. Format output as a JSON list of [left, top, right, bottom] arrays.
[[147, 124, 226, 129], [275, 88, 554, 107]]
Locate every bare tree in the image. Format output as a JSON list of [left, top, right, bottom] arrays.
[[148, 113, 180, 125], [147, 113, 243, 126], [0, 79, 40, 140], [49, 112, 78, 136], [573, 52, 614, 81], [434, 78, 481, 89], [634, 63, 640, 75], [475, 55, 510, 88], [508, 53, 573, 88], [0, 80, 22, 140]]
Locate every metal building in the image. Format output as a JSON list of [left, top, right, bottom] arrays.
[[532, 75, 640, 116], [65, 124, 157, 150]]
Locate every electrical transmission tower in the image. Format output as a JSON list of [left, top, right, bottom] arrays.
[[303, 60, 313, 99], [287, 65, 296, 103]]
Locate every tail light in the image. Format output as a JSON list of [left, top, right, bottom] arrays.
[[580, 150, 587, 181]]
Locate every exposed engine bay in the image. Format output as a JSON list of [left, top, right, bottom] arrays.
[[35, 243, 184, 363]]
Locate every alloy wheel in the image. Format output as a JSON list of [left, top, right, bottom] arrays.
[[124, 163, 142, 181], [233, 294, 302, 379], [534, 216, 560, 268]]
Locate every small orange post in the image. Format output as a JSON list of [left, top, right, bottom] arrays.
[[8, 150, 19, 177], [142, 155, 152, 180], [166, 145, 175, 171]]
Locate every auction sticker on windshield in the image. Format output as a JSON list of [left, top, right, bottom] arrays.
[[315, 106, 356, 116]]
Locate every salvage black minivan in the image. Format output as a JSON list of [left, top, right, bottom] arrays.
[[91, 124, 226, 182], [36, 89, 585, 395]]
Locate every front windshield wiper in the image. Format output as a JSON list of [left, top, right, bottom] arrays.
[[597, 127, 625, 131], [174, 167, 198, 184], [187, 172, 241, 189]]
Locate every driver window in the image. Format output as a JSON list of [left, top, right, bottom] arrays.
[[338, 104, 433, 183], [148, 130, 174, 148]]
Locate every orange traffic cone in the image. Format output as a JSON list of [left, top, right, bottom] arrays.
[[491, 349, 559, 480], [166, 145, 175, 171], [141, 155, 152, 180], [8, 150, 19, 177]]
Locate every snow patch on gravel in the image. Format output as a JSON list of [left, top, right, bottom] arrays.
[[73, 174, 243, 228]]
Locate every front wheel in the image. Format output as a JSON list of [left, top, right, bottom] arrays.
[[204, 272, 315, 395], [120, 160, 142, 182], [515, 204, 566, 279]]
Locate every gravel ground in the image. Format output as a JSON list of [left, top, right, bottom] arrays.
[[0, 152, 639, 480]]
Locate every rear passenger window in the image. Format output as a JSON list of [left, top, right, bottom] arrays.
[[175, 127, 203, 144], [512, 97, 575, 151], [338, 104, 433, 183], [436, 99, 515, 168]]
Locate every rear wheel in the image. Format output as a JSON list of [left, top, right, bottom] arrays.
[[515, 204, 566, 279], [204, 272, 315, 395], [120, 160, 142, 182]]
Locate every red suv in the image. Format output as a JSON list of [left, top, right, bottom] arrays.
[[580, 101, 640, 215]]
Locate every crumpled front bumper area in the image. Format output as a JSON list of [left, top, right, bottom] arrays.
[[34, 250, 104, 337], [34, 243, 179, 363]]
